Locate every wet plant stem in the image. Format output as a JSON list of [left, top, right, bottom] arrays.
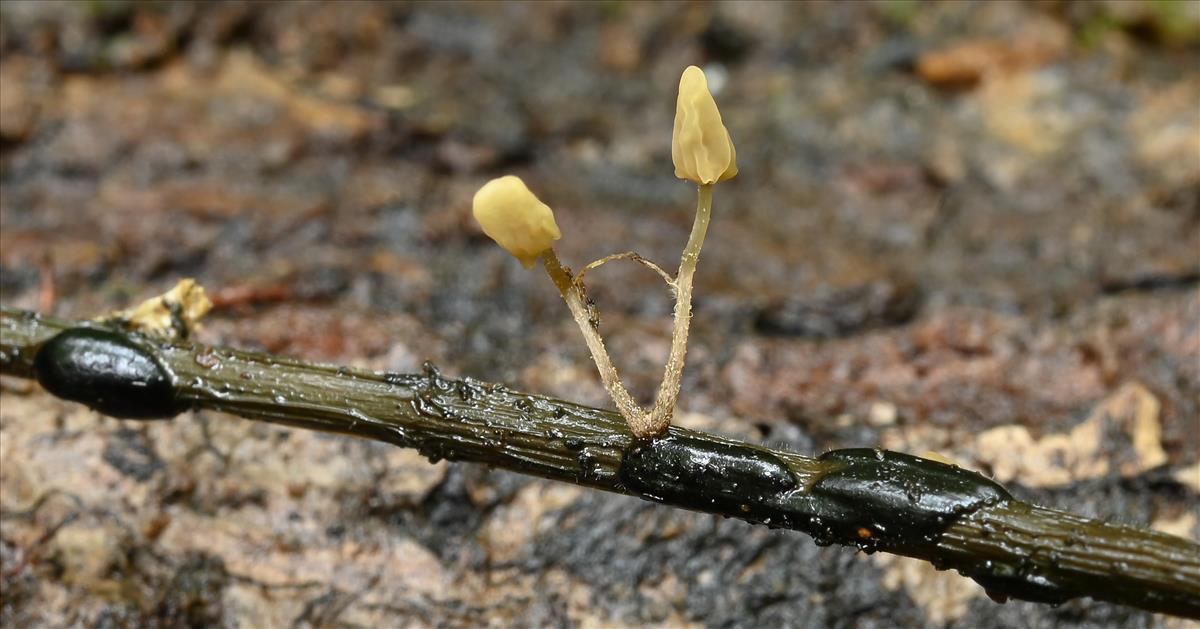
[[1, 308, 1198, 619]]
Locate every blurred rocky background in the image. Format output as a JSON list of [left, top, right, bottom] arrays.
[[1, 1, 1197, 626]]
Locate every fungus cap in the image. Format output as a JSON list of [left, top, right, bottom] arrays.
[[672, 66, 738, 185], [472, 176, 562, 268]]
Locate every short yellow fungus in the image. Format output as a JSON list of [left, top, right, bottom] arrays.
[[103, 278, 212, 339], [472, 175, 562, 268], [671, 65, 738, 185]]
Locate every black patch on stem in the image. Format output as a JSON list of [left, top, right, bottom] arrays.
[[618, 435, 798, 516], [33, 327, 183, 420], [810, 448, 1012, 549]]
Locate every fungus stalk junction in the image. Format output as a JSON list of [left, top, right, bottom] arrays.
[[473, 66, 734, 437]]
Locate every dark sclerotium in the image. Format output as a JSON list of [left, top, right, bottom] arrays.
[[620, 439, 1011, 553], [810, 448, 1012, 548], [33, 328, 183, 420], [619, 435, 798, 516]]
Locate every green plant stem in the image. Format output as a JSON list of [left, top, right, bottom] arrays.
[[1, 308, 1198, 619]]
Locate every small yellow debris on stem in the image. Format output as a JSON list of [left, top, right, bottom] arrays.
[[101, 278, 213, 339]]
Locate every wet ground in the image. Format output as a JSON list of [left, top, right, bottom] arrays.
[[1, 2, 1198, 627]]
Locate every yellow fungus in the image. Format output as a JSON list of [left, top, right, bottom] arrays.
[[472, 175, 562, 268], [471, 66, 743, 437], [103, 279, 212, 339], [671, 65, 738, 185]]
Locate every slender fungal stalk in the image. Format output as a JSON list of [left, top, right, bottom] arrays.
[[543, 184, 713, 437], [476, 65, 734, 438], [2, 308, 1198, 619], [573, 251, 674, 289], [542, 250, 650, 434], [648, 183, 712, 433]]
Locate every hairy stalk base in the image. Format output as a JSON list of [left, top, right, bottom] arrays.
[[544, 184, 713, 438]]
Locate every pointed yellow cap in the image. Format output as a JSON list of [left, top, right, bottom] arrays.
[[472, 176, 562, 268], [672, 66, 738, 185]]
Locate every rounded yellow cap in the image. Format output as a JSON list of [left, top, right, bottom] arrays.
[[472, 176, 562, 268]]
